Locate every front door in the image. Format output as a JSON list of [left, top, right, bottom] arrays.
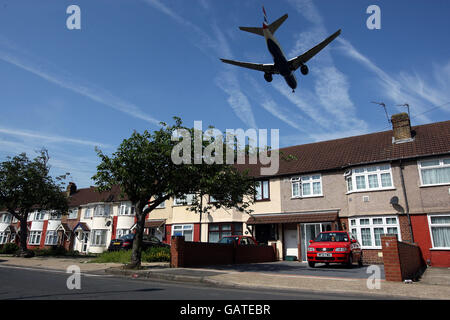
[[284, 227, 298, 259], [81, 232, 89, 253]]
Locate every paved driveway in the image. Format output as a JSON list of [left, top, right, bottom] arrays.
[[199, 261, 385, 280]]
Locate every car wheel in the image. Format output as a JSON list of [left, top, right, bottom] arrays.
[[347, 254, 353, 268], [308, 261, 315, 268]]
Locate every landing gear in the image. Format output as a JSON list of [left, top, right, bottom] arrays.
[[264, 73, 273, 82]]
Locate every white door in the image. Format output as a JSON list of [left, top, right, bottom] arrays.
[[284, 228, 298, 259]]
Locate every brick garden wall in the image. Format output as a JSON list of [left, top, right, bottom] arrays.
[[381, 235, 426, 281], [170, 236, 276, 268]]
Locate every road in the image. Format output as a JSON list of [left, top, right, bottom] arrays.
[[0, 265, 395, 300]]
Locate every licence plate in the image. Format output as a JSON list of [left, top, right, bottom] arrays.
[[114, 242, 121, 245], [317, 252, 332, 257]]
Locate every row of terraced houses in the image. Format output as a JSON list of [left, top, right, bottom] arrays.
[[0, 113, 449, 266]]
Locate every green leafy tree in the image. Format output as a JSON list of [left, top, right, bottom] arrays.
[[92, 117, 257, 269], [0, 149, 69, 256]]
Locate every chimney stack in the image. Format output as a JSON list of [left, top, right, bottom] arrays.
[[66, 182, 77, 197], [391, 112, 412, 143]]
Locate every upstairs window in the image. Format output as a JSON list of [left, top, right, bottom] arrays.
[[346, 164, 393, 192], [419, 158, 450, 186], [291, 174, 322, 198], [119, 202, 135, 215], [93, 205, 110, 217], [173, 194, 195, 206], [255, 180, 270, 201], [1, 214, 12, 224], [68, 208, 78, 219], [34, 211, 46, 221]]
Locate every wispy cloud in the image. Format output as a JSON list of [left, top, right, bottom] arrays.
[[335, 37, 450, 124], [141, 0, 258, 129], [0, 44, 161, 126], [0, 126, 110, 148]]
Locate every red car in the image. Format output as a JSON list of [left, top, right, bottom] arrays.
[[307, 231, 363, 268], [218, 235, 258, 245]]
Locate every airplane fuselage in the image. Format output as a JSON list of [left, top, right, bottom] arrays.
[[263, 28, 297, 90]]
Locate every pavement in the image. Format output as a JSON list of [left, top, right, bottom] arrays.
[[1, 255, 449, 300]]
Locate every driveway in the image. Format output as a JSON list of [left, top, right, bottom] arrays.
[[198, 261, 385, 280]]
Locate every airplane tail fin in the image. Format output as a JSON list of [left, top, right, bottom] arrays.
[[268, 14, 288, 34], [238, 7, 288, 36]]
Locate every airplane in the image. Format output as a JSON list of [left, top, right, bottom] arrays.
[[220, 7, 341, 93]]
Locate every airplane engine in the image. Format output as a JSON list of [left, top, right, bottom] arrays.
[[264, 73, 273, 82], [300, 64, 309, 75]]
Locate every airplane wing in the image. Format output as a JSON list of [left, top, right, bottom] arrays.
[[288, 29, 341, 71], [220, 59, 278, 74]]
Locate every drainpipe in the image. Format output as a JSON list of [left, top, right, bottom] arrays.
[[399, 159, 414, 243]]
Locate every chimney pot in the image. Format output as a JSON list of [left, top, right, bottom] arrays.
[[66, 182, 77, 196]]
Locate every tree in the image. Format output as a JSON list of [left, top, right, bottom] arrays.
[[92, 117, 257, 269], [0, 149, 69, 256]]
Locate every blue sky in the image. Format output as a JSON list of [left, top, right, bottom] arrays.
[[0, 0, 449, 187]]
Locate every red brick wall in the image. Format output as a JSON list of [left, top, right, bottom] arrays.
[[381, 235, 426, 281], [170, 236, 276, 268]]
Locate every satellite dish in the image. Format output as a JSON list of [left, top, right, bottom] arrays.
[[390, 196, 399, 205], [105, 220, 111, 227]]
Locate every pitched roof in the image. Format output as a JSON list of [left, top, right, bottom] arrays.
[[68, 185, 128, 207], [236, 120, 450, 178]]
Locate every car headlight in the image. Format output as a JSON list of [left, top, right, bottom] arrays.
[[307, 247, 315, 252], [335, 247, 348, 252]]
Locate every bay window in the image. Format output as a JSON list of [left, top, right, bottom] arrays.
[[419, 158, 450, 186], [45, 230, 58, 245], [91, 229, 107, 246], [0, 232, 7, 244], [349, 216, 400, 249], [428, 214, 450, 249], [346, 164, 393, 192]]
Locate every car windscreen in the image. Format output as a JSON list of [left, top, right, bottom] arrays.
[[314, 232, 348, 242], [218, 237, 239, 244], [120, 234, 135, 240]]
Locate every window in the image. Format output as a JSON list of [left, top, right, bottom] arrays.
[[208, 223, 243, 243], [116, 229, 131, 238], [428, 215, 450, 249], [91, 230, 107, 246], [255, 180, 270, 201], [0, 232, 8, 244], [291, 175, 322, 198], [1, 214, 12, 224], [119, 202, 135, 215], [45, 230, 58, 245], [171, 224, 193, 241], [49, 211, 62, 220], [349, 216, 400, 249], [419, 158, 450, 186], [84, 208, 94, 218], [68, 208, 78, 219], [173, 194, 195, 206], [346, 164, 394, 192], [28, 231, 42, 245], [34, 211, 46, 221], [94, 205, 110, 217]]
